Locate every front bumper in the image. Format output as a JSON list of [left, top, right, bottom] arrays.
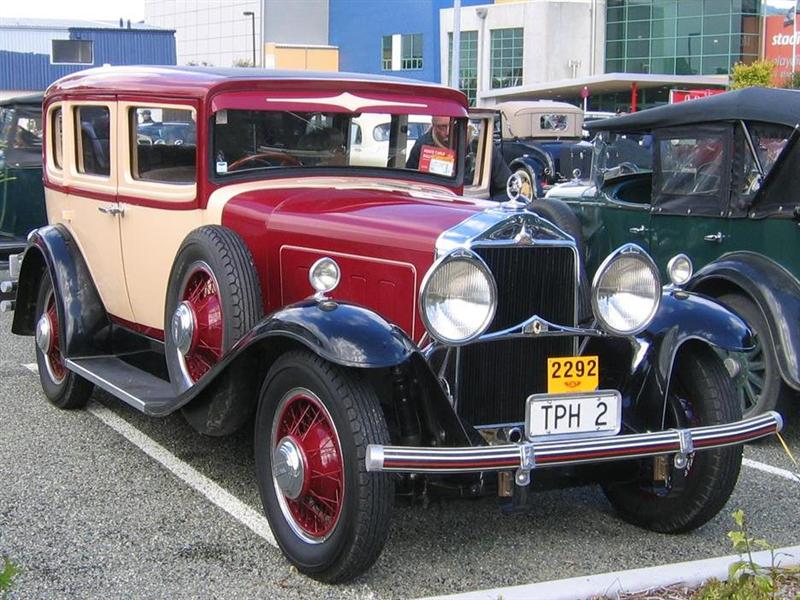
[[366, 412, 782, 485]]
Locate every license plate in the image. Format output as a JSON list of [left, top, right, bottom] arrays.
[[525, 390, 621, 439], [547, 355, 599, 393]]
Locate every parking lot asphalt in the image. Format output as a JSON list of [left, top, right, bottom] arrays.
[[1, 307, 798, 600]]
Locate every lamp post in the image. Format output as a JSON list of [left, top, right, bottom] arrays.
[[243, 11, 256, 67]]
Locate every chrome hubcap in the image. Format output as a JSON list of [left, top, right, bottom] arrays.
[[35, 313, 52, 353], [171, 301, 195, 356], [272, 436, 305, 500]]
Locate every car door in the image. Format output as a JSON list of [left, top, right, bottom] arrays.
[[647, 125, 733, 275], [61, 100, 135, 322]]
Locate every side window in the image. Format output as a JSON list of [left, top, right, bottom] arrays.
[[658, 135, 724, 196], [131, 107, 196, 184], [750, 123, 792, 176], [75, 106, 110, 177], [52, 108, 63, 169]]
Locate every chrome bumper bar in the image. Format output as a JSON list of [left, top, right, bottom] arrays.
[[366, 412, 782, 485]]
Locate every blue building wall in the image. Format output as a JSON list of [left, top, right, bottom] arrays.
[[329, 0, 486, 83], [0, 27, 176, 92]]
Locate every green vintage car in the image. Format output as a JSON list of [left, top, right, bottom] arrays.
[[544, 87, 800, 418], [0, 93, 46, 276]]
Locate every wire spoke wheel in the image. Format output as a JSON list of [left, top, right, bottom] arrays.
[[178, 263, 223, 384], [42, 290, 66, 383], [272, 389, 344, 543]]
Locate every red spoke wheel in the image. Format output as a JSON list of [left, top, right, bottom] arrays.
[[255, 351, 393, 583], [165, 226, 263, 436], [602, 345, 742, 533], [271, 389, 344, 542], [34, 274, 93, 409], [175, 263, 224, 384]]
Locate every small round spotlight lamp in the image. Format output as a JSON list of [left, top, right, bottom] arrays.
[[667, 254, 693, 287], [309, 257, 341, 299]]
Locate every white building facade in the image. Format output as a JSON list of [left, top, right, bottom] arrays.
[[440, 0, 607, 106]]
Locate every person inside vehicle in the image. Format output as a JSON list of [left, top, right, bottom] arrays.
[[141, 109, 156, 125], [405, 116, 451, 170]]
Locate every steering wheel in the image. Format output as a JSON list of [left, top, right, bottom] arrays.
[[617, 161, 640, 175], [228, 150, 302, 171]]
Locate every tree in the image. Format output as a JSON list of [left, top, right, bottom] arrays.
[[232, 58, 254, 67], [729, 60, 775, 90], [783, 71, 800, 89]]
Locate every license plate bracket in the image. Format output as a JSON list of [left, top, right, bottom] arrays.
[[525, 390, 622, 441]]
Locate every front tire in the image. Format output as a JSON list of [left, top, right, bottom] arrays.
[[255, 351, 393, 583], [603, 345, 742, 533], [34, 273, 94, 409]]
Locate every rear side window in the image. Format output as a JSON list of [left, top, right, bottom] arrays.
[[52, 108, 63, 169], [75, 106, 111, 176], [131, 107, 196, 184]]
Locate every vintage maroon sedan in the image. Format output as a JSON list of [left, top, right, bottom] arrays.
[[8, 66, 781, 582]]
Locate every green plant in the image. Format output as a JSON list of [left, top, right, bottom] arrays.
[[0, 556, 19, 597], [730, 60, 776, 90], [693, 510, 783, 600], [783, 71, 800, 89]]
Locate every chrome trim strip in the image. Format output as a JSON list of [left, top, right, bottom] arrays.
[[65, 358, 148, 412], [365, 412, 781, 474]]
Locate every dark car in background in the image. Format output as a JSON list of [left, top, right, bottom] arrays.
[[497, 100, 588, 197], [545, 87, 800, 418], [0, 93, 46, 274]]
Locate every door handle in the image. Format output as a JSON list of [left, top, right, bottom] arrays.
[[98, 204, 124, 217], [628, 225, 649, 235], [703, 231, 725, 243]]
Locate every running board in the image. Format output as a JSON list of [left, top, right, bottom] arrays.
[[66, 356, 176, 416]]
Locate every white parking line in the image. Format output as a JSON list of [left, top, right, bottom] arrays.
[[22, 362, 277, 548], [743, 457, 800, 483]]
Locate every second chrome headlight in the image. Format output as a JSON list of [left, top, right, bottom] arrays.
[[592, 244, 661, 335], [420, 250, 497, 345]]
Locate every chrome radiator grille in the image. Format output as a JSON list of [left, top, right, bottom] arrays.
[[456, 245, 577, 426]]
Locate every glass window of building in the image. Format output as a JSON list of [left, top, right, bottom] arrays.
[[606, 0, 760, 76], [381, 36, 392, 71], [52, 40, 93, 65], [447, 31, 478, 106], [400, 33, 423, 70], [490, 28, 524, 89]]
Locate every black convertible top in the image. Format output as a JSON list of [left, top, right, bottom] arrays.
[[587, 87, 800, 132]]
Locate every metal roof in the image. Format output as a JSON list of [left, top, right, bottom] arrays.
[[0, 18, 168, 31], [47, 65, 466, 103], [586, 87, 800, 132]]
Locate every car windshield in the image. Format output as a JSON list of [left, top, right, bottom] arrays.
[[213, 109, 463, 179], [592, 131, 653, 180]]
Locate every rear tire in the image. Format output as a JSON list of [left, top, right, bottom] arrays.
[[603, 345, 742, 533], [255, 351, 393, 582], [718, 293, 787, 418], [34, 274, 94, 409]]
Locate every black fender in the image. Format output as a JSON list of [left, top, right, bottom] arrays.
[[236, 298, 417, 368], [590, 290, 752, 432], [12, 225, 110, 357], [687, 252, 800, 390]]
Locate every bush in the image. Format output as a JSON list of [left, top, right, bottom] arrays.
[[730, 60, 776, 90]]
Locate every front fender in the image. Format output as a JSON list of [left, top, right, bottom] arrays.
[[12, 225, 110, 357], [642, 290, 752, 387], [688, 252, 800, 390], [239, 299, 417, 368]]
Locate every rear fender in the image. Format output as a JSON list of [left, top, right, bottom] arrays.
[[12, 225, 110, 356], [688, 253, 800, 390]]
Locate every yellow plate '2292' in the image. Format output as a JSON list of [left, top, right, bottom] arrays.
[[547, 356, 599, 394]]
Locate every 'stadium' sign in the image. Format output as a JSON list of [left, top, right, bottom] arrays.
[[764, 14, 800, 83]]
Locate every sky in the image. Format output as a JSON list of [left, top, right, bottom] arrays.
[[2, 0, 145, 22]]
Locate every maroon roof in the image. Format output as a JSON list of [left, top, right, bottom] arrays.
[[46, 65, 468, 107]]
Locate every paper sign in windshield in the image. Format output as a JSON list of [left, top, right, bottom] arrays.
[[419, 145, 455, 177]]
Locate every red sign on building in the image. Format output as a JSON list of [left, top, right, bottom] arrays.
[[764, 14, 800, 85], [669, 89, 726, 103]]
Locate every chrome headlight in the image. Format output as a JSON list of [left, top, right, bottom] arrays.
[[420, 250, 497, 345], [667, 253, 693, 287], [592, 244, 661, 335]]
